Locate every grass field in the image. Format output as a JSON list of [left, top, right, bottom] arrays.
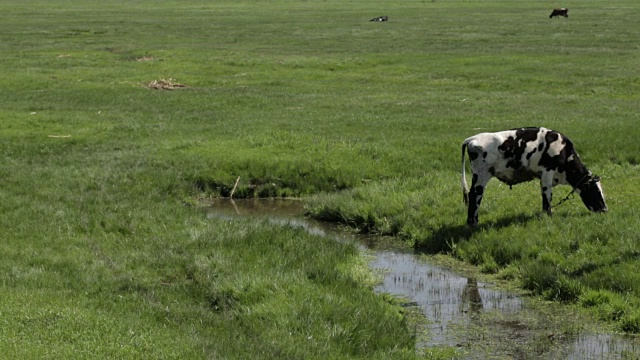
[[1, 0, 639, 358]]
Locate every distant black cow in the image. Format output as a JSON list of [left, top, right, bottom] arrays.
[[549, 8, 569, 18], [461, 127, 607, 227], [370, 16, 388, 22]]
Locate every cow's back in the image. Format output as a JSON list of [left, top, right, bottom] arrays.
[[464, 127, 554, 183]]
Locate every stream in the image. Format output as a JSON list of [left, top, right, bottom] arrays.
[[206, 198, 639, 359]]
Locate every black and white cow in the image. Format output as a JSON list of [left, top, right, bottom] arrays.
[[461, 127, 607, 226], [549, 8, 569, 18], [370, 15, 389, 22]]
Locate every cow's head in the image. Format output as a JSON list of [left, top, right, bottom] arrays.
[[578, 175, 608, 212]]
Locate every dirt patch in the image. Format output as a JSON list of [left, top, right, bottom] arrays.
[[146, 78, 186, 90]]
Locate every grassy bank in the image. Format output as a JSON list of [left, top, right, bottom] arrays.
[[1, 0, 639, 357]]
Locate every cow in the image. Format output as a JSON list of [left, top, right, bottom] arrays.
[[370, 16, 389, 22], [461, 127, 607, 227], [549, 8, 569, 18]]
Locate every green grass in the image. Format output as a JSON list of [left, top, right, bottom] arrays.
[[1, 0, 640, 357]]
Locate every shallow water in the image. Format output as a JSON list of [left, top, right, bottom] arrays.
[[371, 250, 522, 348], [205, 198, 639, 359]]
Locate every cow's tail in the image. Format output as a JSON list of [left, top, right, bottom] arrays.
[[461, 141, 470, 205]]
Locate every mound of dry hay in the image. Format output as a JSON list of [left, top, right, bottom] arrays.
[[147, 78, 186, 90]]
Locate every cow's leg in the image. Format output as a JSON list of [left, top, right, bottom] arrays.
[[540, 172, 554, 216], [466, 172, 491, 227]]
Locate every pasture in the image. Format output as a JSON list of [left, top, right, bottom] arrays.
[[1, 0, 638, 358]]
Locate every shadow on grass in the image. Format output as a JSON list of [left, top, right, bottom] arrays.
[[416, 213, 535, 254]]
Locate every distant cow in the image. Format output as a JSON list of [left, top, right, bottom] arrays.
[[370, 16, 388, 22], [461, 127, 607, 227], [549, 8, 569, 18]]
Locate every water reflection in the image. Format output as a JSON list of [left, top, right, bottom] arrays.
[[566, 333, 640, 360], [205, 199, 640, 358], [370, 250, 521, 347]]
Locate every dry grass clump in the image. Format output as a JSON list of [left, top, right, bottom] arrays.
[[147, 78, 186, 90]]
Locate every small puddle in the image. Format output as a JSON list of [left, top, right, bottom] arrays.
[[205, 199, 640, 359]]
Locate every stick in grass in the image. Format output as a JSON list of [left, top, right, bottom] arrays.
[[229, 176, 240, 199]]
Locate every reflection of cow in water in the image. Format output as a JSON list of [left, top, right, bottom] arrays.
[[461, 278, 483, 313], [549, 8, 569, 18], [370, 15, 388, 22]]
